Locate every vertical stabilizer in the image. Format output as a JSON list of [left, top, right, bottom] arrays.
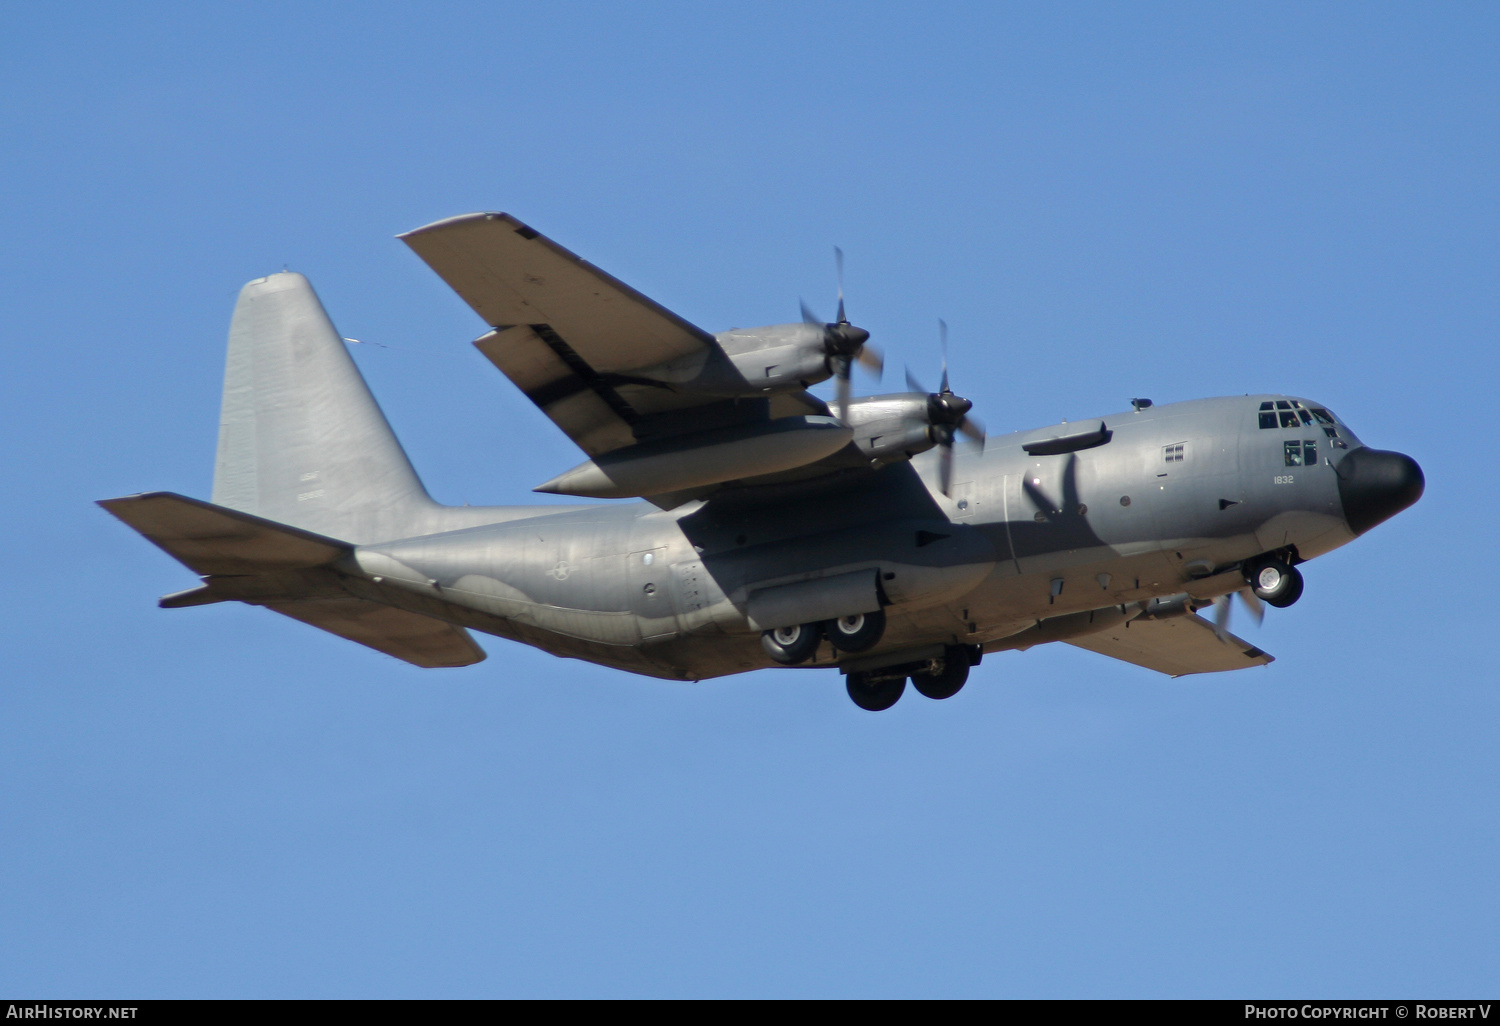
[[212, 272, 436, 543]]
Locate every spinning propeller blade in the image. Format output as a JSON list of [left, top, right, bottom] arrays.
[[1213, 594, 1232, 641], [834, 356, 852, 422], [835, 246, 846, 325], [1212, 587, 1267, 642], [909, 319, 984, 497], [1239, 587, 1265, 626], [803, 248, 878, 422]]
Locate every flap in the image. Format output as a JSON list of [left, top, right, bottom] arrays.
[[1065, 612, 1273, 677], [98, 492, 349, 576], [264, 596, 486, 668]]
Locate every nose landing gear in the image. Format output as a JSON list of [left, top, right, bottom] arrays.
[[1247, 558, 1304, 608]]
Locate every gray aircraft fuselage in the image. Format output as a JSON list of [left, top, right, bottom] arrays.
[[340, 393, 1416, 681]]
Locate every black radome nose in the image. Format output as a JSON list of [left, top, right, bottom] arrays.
[[1336, 448, 1424, 535]]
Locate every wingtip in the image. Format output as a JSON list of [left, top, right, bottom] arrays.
[[397, 211, 516, 240]]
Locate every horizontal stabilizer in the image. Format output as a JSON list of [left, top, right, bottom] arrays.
[[98, 492, 349, 575], [264, 596, 485, 668], [100, 492, 485, 668], [1066, 612, 1273, 677]]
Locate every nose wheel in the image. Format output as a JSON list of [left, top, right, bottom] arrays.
[[1248, 559, 1304, 608]]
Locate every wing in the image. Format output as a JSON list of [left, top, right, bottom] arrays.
[[1065, 613, 1273, 677], [400, 212, 819, 458]]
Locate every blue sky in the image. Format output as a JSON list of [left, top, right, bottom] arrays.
[[2, 2, 1496, 997]]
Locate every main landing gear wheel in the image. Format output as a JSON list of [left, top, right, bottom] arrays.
[[822, 609, 886, 653], [846, 671, 906, 711], [1249, 560, 1304, 608], [910, 648, 970, 700], [761, 623, 820, 664]]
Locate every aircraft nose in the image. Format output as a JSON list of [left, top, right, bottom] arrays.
[[1336, 448, 1424, 535]]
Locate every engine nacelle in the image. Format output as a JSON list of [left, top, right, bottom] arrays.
[[842, 394, 939, 466], [715, 324, 832, 392], [624, 323, 833, 397]]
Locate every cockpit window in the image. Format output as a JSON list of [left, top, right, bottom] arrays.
[[1260, 400, 1335, 431], [1284, 440, 1317, 466]]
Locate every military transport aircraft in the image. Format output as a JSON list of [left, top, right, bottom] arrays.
[[99, 213, 1425, 710]]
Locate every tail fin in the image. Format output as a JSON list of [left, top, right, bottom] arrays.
[[211, 272, 436, 543]]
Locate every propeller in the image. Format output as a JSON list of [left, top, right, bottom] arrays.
[[802, 247, 882, 420], [906, 320, 985, 496], [1211, 587, 1266, 642]]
